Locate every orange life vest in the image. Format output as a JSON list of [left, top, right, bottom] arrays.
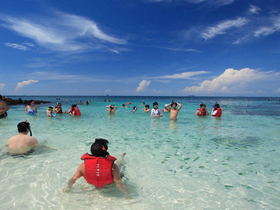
[[198, 108, 206, 116], [81, 153, 116, 188], [70, 106, 81, 115]]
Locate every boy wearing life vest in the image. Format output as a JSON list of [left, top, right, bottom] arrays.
[[64, 139, 130, 198], [211, 103, 222, 117], [195, 103, 209, 116]]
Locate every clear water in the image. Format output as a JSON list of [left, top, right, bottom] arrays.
[[0, 96, 280, 210]]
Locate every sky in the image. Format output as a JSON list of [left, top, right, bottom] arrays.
[[0, 0, 280, 96]]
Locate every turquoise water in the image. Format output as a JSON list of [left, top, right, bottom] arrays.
[[0, 96, 280, 209]]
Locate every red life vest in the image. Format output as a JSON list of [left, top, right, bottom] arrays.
[[57, 107, 63, 114], [81, 153, 116, 188], [214, 108, 222, 117], [198, 108, 206, 116], [70, 107, 81, 115]]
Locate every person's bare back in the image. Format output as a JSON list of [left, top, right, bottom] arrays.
[[7, 134, 39, 154]]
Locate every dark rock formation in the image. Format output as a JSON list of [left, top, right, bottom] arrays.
[[2, 96, 51, 105]]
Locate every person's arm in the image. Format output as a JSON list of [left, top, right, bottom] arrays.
[[32, 137, 40, 146], [195, 110, 200, 115], [165, 103, 171, 111], [112, 164, 131, 198], [25, 106, 29, 113], [205, 108, 209, 115], [177, 102, 182, 111], [34, 106, 38, 113], [114, 106, 118, 111], [0, 102, 9, 113], [64, 163, 84, 193], [106, 106, 110, 111]]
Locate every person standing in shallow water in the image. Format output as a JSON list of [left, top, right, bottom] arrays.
[[195, 103, 209, 116], [165, 101, 182, 120], [106, 104, 118, 114], [25, 100, 38, 114], [151, 102, 162, 117], [0, 95, 9, 118], [64, 138, 131, 198]]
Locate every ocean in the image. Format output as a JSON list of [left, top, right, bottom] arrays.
[[0, 96, 280, 209]]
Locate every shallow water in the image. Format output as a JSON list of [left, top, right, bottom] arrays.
[[0, 96, 280, 209]]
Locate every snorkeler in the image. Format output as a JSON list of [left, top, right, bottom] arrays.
[[195, 103, 209, 116], [151, 102, 162, 117], [25, 100, 38, 115], [64, 138, 130, 198], [211, 102, 222, 117], [69, 104, 81, 115], [132, 106, 137, 113], [143, 104, 150, 112], [0, 94, 9, 118], [47, 106, 56, 117], [6, 121, 39, 154], [165, 100, 182, 120], [55, 103, 65, 114], [106, 104, 118, 114]]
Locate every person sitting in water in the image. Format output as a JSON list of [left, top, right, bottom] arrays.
[[165, 101, 182, 120], [0, 94, 9, 119], [211, 102, 222, 117], [151, 102, 162, 117], [122, 104, 128, 108], [143, 104, 150, 112], [6, 121, 39, 154], [55, 103, 65, 114], [141, 102, 145, 106], [25, 100, 38, 115], [195, 103, 209, 116], [132, 106, 137, 113], [106, 104, 118, 114], [163, 105, 170, 113], [69, 104, 81, 116], [46, 106, 56, 117], [79, 101, 83, 105], [64, 138, 130, 198]]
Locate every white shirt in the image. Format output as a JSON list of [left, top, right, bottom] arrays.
[[151, 108, 162, 116]]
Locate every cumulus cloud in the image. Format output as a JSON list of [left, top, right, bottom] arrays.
[[136, 80, 151, 91], [0, 12, 126, 53], [249, 5, 261, 14], [0, 83, 5, 91], [15, 79, 39, 91], [182, 68, 279, 94], [201, 17, 248, 40], [154, 71, 208, 79]]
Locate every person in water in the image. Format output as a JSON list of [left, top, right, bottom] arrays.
[[211, 103, 222, 117], [106, 104, 118, 114], [47, 106, 55, 117], [64, 138, 130, 198], [69, 104, 81, 115], [55, 103, 65, 114], [163, 105, 169, 113], [79, 101, 83, 105], [195, 103, 209, 116], [122, 104, 128, 108], [7, 121, 39, 154], [0, 95, 9, 119], [132, 106, 137, 113], [25, 100, 38, 115], [165, 101, 182, 120], [151, 102, 162, 117], [143, 104, 150, 112], [141, 102, 145, 106]]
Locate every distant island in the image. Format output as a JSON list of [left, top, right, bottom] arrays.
[[2, 96, 51, 105]]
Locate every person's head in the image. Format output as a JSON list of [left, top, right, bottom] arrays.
[[0, 94, 2, 100], [142, 102, 145, 105], [30, 100, 35, 106], [110, 105, 114, 109], [48, 106, 54, 112], [213, 103, 220, 109], [122, 104, 125, 107], [57, 102, 62, 107], [153, 102, 158, 109], [17, 121, 32, 136], [145, 104, 149, 109], [90, 138, 109, 157], [133, 106, 136, 110], [71, 104, 77, 109], [200, 103, 206, 110], [171, 102, 177, 109]]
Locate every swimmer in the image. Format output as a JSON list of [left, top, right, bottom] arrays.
[[25, 100, 38, 114], [141, 102, 145, 106], [151, 102, 162, 117], [47, 106, 55, 117], [143, 104, 150, 112], [79, 101, 83, 105], [122, 104, 128, 108], [64, 138, 131, 198], [6, 121, 42, 155], [165, 100, 182, 120], [195, 103, 209, 116], [86, 101, 89, 105], [0, 95, 9, 119], [106, 104, 118, 114], [133, 106, 137, 113], [211, 102, 222, 117]]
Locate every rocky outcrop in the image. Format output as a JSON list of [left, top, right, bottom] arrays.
[[2, 96, 51, 105]]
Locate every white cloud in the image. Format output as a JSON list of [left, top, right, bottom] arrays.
[[182, 68, 280, 94], [1, 12, 126, 53], [201, 17, 248, 40], [105, 89, 111, 92], [15, 79, 39, 91], [249, 5, 261, 14], [136, 80, 151, 91], [4, 42, 29, 51], [0, 83, 5, 91], [275, 88, 280, 93], [254, 16, 280, 38], [154, 71, 208, 79], [161, 47, 202, 53]]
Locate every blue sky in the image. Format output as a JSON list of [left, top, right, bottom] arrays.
[[0, 0, 280, 96]]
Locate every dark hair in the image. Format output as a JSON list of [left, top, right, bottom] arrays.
[[90, 138, 109, 157], [0, 95, 2, 100], [153, 102, 158, 107], [17, 121, 32, 136], [214, 103, 220, 108], [72, 104, 77, 108], [29, 100, 35, 105], [145, 105, 149, 108], [171, 102, 177, 107], [200, 103, 206, 107]]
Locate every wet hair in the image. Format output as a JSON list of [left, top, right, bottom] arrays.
[[200, 103, 206, 107], [110, 105, 114, 109], [214, 103, 220, 108], [171, 102, 177, 107], [72, 104, 77, 109], [0, 95, 2, 100], [122, 104, 125, 107], [145, 105, 149, 108], [143, 102, 145, 104], [17, 121, 32, 136], [90, 138, 109, 157], [153, 102, 158, 107], [48, 106, 54, 110], [29, 100, 35, 105]]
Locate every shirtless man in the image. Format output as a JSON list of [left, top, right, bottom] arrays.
[[25, 100, 38, 114], [64, 139, 130, 198], [165, 101, 182, 120], [143, 104, 150, 112], [7, 121, 39, 154], [106, 104, 118, 114], [0, 95, 9, 118]]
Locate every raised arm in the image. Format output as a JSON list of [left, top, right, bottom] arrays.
[[112, 164, 131, 198], [177, 102, 182, 111], [165, 103, 171, 111], [105, 106, 110, 111], [64, 163, 84, 193]]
